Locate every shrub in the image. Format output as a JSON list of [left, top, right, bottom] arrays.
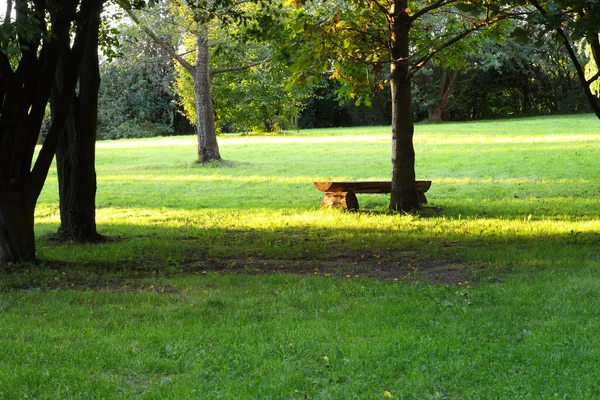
[[98, 120, 172, 140]]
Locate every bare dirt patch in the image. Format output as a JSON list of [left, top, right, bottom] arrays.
[[180, 251, 477, 285], [10, 252, 479, 293]]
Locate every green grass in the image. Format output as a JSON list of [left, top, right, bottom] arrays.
[[1, 114, 600, 398]]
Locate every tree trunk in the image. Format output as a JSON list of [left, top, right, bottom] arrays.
[[389, 2, 419, 212], [194, 26, 221, 163], [428, 68, 458, 122], [521, 76, 530, 114], [55, 7, 102, 242], [0, 186, 36, 263], [0, 0, 92, 264], [428, 105, 442, 122]]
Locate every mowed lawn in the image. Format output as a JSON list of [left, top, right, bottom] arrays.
[[1, 114, 599, 398]]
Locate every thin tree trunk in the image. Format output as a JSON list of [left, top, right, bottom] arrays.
[[55, 2, 102, 241], [428, 68, 448, 121], [429, 68, 458, 121], [559, 31, 600, 118], [389, 1, 418, 212], [194, 26, 221, 163], [122, 9, 221, 162], [521, 76, 531, 114]]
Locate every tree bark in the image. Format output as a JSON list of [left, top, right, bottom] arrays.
[[428, 68, 458, 121], [0, 0, 96, 263], [54, 1, 103, 242], [194, 26, 221, 163], [389, 2, 419, 212], [0, 186, 36, 263]]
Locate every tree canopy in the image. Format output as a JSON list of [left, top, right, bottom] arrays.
[[280, 0, 520, 211]]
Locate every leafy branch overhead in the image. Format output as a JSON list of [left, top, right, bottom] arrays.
[[526, 0, 600, 117], [283, 1, 518, 106], [122, 0, 279, 75]]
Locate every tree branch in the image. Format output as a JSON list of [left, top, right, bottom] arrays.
[[368, 0, 390, 18], [210, 59, 264, 76], [29, 0, 98, 200], [528, 0, 600, 118], [210, 49, 273, 76], [406, 15, 508, 80], [410, 0, 457, 22], [124, 8, 194, 73], [215, 0, 253, 17], [558, 30, 600, 117], [588, 70, 600, 86], [9, 0, 76, 183]]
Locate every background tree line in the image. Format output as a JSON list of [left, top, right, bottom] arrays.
[[96, 11, 595, 140]]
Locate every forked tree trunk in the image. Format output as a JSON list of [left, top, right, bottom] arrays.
[[55, 5, 102, 241], [0, 0, 99, 263], [0, 187, 36, 263], [194, 27, 221, 163], [389, 2, 419, 212], [428, 68, 458, 122]]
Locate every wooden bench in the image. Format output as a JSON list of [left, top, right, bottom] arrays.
[[314, 180, 432, 211]]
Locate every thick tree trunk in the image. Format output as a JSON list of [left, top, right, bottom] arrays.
[[56, 30, 101, 242], [55, 11, 102, 242], [0, 186, 36, 263], [0, 100, 38, 262], [0, 0, 101, 263], [56, 117, 100, 241], [389, 2, 419, 212], [194, 27, 221, 163]]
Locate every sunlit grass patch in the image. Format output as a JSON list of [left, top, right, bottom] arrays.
[[33, 114, 599, 270]]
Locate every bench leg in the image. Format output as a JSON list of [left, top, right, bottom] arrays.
[[321, 192, 359, 211], [417, 192, 428, 205]]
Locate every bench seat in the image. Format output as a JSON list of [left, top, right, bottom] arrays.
[[314, 180, 431, 210]]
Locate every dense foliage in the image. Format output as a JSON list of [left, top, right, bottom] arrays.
[[174, 31, 311, 133], [412, 27, 592, 121], [97, 21, 184, 139], [94, 1, 598, 139]]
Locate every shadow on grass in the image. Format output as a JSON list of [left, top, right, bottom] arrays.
[[5, 217, 596, 292]]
